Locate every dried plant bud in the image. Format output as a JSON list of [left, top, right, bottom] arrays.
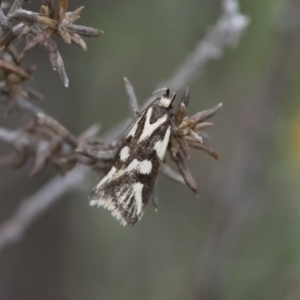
[[37, 16, 57, 29], [5, 2, 103, 86], [187, 102, 223, 124], [177, 136, 190, 159], [185, 137, 219, 160], [0, 59, 30, 79], [171, 152, 198, 195], [67, 6, 84, 23], [40, 5, 49, 15], [58, 0, 68, 12], [173, 102, 187, 126], [58, 25, 72, 44], [193, 122, 213, 133], [68, 24, 104, 37], [181, 87, 190, 107], [46, 39, 69, 87], [71, 33, 87, 51], [172, 91, 221, 149], [167, 89, 222, 193], [170, 135, 180, 157]]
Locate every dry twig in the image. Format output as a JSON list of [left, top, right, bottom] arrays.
[[124, 77, 140, 117], [0, 165, 89, 252], [0, 0, 249, 251]]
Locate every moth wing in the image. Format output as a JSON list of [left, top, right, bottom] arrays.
[[90, 171, 147, 225], [90, 103, 172, 226]]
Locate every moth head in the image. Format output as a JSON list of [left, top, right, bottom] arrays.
[[153, 87, 176, 109]]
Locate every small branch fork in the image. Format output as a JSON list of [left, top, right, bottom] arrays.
[[0, 0, 249, 251]]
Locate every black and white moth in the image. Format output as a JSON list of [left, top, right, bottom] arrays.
[[89, 88, 175, 226]]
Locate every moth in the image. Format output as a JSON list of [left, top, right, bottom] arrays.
[[89, 88, 175, 226]]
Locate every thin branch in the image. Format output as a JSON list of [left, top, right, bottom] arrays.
[[142, 0, 249, 109], [0, 0, 249, 252], [16, 96, 44, 115], [124, 77, 140, 117], [165, 0, 249, 91], [0, 165, 88, 252]]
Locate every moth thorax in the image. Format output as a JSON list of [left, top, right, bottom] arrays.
[[159, 96, 172, 108]]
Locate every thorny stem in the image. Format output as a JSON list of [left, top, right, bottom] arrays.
[[0, 0, 249, 252]]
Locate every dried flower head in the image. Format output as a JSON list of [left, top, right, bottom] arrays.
[[169, 88, 222, 195], [6, 0, 103, 86]]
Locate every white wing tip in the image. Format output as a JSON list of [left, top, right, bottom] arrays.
[[89, 198, 130, 226]]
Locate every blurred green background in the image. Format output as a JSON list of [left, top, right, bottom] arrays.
[[1, 0, 300, 299]]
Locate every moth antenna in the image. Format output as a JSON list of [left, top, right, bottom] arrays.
[[152, 87, 169, 95], [171, 92, 176, 104]]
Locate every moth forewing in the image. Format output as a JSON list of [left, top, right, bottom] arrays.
[[89, 88, 175, 226]]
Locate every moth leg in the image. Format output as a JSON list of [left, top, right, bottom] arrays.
[[151, 180, 159, 212]]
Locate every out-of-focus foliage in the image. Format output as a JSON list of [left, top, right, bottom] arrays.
[[1, 0, 300, 300], [290, 110, 300, 166]]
